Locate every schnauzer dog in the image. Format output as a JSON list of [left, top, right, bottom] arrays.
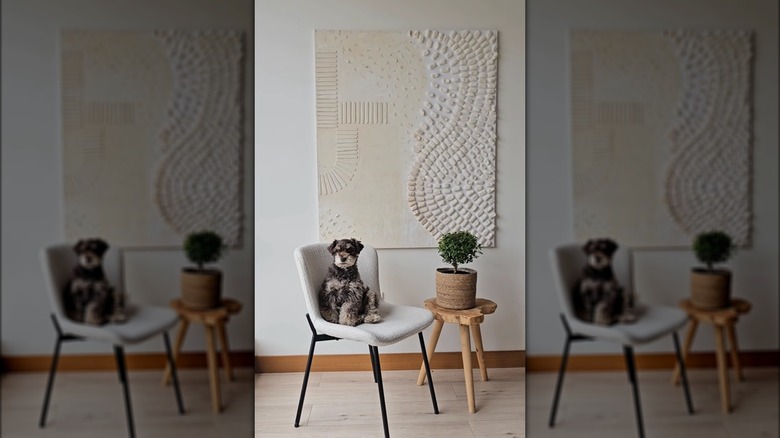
[[573, 238, 636, 326], [65, 238, 127, 326], [319, 238, 381, 326]]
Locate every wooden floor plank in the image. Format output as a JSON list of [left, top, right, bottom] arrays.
[[0, 368, 254, 438], [256, 367, 525, 437], [526, 368, 778, 438]]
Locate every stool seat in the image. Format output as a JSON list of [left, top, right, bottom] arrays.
[[679, 298, 751, 323], [169, 298, 242, 323], [424, 298, 497, 325]]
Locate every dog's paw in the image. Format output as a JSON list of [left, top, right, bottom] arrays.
[[110, 312, 128, 324], [619, 312, 637, 324], [320, 307, 338, 323], [84, 315, 106, 326], [363, 314, 381, 324], [339, 313, 360, 326]]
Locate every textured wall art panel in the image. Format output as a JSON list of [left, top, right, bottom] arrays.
[[570, 30, 753, 247], [61, 30, 245, 247], [316, 30, 498, 248]]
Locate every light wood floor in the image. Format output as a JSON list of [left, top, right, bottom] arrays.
[[526, 368, 778, 438], [0, 367, 254, 438], [255, 367, 525, 437]]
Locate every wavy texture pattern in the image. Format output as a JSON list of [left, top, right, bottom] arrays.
[[153, 30, 244, 246], [663, 30, 753, 245], [407, 30, 498, 246]]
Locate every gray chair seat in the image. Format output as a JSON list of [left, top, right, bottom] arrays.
[[567, 304, 689, 345], [313, 301, 434, 347], [57, 304, 179, 345]]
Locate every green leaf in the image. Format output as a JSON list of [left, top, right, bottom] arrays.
[[183, 231, 225, 270], [437, 231, 482, 272], [693, 231, 734, 270]]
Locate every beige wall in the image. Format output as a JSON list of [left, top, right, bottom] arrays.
[[255, 0, 526, 356], [526, 0, 778, 355], [1, 0, 255, 356]]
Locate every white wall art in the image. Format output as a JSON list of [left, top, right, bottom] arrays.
[[61, 30, 245, 247], [570, 30, 753, 247], [315, 30, 498, 248]]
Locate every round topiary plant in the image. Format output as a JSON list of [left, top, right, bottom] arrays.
[[693, 231, 734, 271], [438, 231, 483, 274], [435, 231, 483, 310], [690, 231, 735, 309], [181, 231, 226, 310], [184, 231, 225, 271]]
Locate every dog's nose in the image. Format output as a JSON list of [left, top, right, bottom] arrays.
[[340, 256, 348, 262]]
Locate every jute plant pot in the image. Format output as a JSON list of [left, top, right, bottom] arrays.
[[435, 268, 477, 310], [181, 268, 222, 310], [690, 268, 731, 309]]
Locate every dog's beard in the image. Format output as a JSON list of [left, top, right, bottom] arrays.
[[79, 253, 102, 270], [333, 254, 357, 268], [587, 253, 611, 270]]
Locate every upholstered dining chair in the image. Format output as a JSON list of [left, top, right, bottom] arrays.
[[39, 244, 185, 438], [548, 243, 694, 438], [293, 242, 439, 438]]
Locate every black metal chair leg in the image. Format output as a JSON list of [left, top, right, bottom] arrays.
[[369, 345, 378, 383], [548, 334, 572, 427], [371, 346, 390, 438], [38, 335, 62, 427], [418, 332, 439, 414], [163, 332, 185, 414], [673, 331, 694, 414], [114, 345, 135, 438], [623, 345, 645, 438], [294, 334, 317, 427]]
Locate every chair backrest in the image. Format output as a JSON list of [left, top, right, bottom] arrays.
[[40, 243, 125, 322], [293, 242, 381, 324], [549, 242, 634, 323]]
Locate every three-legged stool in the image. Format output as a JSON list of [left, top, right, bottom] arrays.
[[416, 298, 497, 413], [163, 298, 242, 413], [672, 298, 751, 413]]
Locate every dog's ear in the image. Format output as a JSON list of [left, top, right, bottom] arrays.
[[604, 238, 618, 256], [94, 238, 109, 256], [73, 239, 85, 254], [327, 240, 338, 254], [583, 239, 594, 254], [353, 239, 364, 254]]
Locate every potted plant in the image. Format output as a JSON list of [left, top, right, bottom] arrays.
[[181, 231, 226, 309], [690, 231, 735, 309], [435, 231, 483, 310]]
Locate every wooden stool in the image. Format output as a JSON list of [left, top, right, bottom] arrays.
[[163, 298, 242, 413], [672, 298, 752, 413], [416, 298, 497, 413]]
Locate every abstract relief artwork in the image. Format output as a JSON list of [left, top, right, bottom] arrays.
[[570, 30, 753, 247], [61, 30, 245, 247], [316, 30, 498, 248]]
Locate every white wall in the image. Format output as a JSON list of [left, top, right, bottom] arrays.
[[1, 0, 255, 356], [527, 0, 778, 355], [255, 0, 526, 356]]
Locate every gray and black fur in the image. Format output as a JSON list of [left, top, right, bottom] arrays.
[[319, 238, 381, 326], [573, 238, 636, 326], [65, 238, 127, 326]]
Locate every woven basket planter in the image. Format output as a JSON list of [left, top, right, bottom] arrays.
[[435, 268, 477, 310], [181, 268, 222, 310], [690, 268, 731, 309]]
